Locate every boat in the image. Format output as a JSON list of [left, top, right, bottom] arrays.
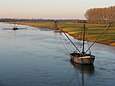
[[54, 21, 111, 65], [69, 24, 95, 65], [2, 21, 27, 30], [54, 20, 62, 32], [70, 53, 95, 65], [12, 27, 18, 30], [70, 24, 95, 64]]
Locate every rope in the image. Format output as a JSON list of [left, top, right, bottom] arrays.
[[54, 33, 65, 52], [54, 32, 70, 55], [54, 20, 81, 53], [63, 32, 81, 53], [61, 33, 76, 52], [85, 23, 111, 53], [59, 33, 71, 55]]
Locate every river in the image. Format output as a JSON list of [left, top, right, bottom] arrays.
[[0, 23, 115, 86]]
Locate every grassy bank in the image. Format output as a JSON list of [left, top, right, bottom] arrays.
[[16, 21, 115, 46]]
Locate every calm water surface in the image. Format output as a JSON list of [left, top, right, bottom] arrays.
[[0, 23, 115, 86]]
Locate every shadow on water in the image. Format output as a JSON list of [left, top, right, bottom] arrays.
[[70, 61, 95, 86]]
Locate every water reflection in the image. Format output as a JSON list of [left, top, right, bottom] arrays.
[[71, 61, 95, 75], [70, 61, 95, 86]]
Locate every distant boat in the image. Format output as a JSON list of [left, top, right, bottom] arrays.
[[54, 21, 111, 65], [2, 21, 27, 30], [12, 27, 19, 30], [54, 20, 62, 32]]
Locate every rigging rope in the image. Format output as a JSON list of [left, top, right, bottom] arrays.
[[54, 32, 70, 55], [54, 33, 66, 52], [54, 20, 81, 53], [62, 33, 77, 52], [62, 32, 81, 53], [59, 33, 70, 55], [85, 23, 111, 53]]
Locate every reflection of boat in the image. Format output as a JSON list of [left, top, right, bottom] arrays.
[[71, 61, 95, 76], [71, 61, 95, 86], [54, 21, 111, 65]]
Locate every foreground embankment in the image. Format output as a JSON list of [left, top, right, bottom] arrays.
[[14, 21, 115, 46]]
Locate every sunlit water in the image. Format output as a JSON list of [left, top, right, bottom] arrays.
[[0, 23, 115, 86]]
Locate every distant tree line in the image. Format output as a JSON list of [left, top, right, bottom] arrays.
[[0, 18, 83, 22], [0, 18, 53, 22], [85, 6, 115, 24]]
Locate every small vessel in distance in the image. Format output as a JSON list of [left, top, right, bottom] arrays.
[[12, 27, 18, 30], [2, 21, 27, 30], [54, 21, 111, 65]]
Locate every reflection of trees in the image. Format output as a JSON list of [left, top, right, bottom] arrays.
[[85, 6, 115, 24]]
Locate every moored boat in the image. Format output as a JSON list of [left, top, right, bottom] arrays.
[[54, 20, 111, 65], [70, 23, 95, 65], [70, 53, 95, 65], [12, 27, 18, 30]]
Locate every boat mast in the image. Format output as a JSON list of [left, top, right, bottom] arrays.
[[82, 24, 86, 54]]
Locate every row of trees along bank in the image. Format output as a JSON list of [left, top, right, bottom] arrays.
[[85, 6, 115, 24]]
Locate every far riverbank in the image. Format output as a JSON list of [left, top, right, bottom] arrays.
[[10, 21, 115, 46]]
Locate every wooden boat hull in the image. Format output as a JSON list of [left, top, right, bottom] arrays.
[[70, 53, 95, 65]]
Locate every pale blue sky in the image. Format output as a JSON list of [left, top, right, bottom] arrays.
[[0, 0, 114, 19]]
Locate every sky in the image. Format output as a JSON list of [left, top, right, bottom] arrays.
[[0, 0, 115, 19]]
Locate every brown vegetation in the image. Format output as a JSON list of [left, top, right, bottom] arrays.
[[85, 6, 115, 24]]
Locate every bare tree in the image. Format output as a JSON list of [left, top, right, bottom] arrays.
[[85, 6, 115, 24]]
